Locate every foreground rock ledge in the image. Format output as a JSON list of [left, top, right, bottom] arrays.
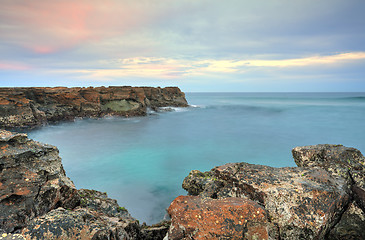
[[0, 130, 168, 239], [2, 128, 365, 239], [169, 144, 365, 240], [0, 86, 188, 128]]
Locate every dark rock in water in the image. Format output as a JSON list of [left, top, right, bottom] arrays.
[[167, 195, 269, 240], [0, 86, 188, 128], [292, 144, 365, 240], [0, 130, 79, 233], [181, 162, 350, 239]]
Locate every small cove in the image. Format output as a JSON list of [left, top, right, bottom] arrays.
[[28, 92, 365, 224]]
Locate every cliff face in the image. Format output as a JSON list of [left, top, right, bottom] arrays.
[[0, 86, 188, 128]]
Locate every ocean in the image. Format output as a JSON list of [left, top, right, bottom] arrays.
[[27, 92, 365, 224]]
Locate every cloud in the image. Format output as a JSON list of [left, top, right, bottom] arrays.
[[0, 62, 31, 71], [1, 1, 365, 91], [0, 0, 157, 54], [44, 52, 365, 81]]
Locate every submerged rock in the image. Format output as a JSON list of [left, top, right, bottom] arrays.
[[0, 86, 188, 128]]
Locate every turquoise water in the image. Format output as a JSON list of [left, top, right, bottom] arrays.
[[28, 92, 365, 224]]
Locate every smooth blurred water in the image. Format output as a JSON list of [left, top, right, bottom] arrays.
[[27, 92, 365, 224]]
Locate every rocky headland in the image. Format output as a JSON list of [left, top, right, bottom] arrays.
[[0, 86, 188, 129]]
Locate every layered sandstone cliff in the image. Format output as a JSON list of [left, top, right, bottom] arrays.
[[0, 86, 188, 128]]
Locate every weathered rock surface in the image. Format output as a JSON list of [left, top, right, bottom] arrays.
[[21, 207, 141, 240], [293, 144, 365, 240], [292, 144, 365, 207], [167, 195, 269, 240], [0, 129, 79, 233], [181, 163, 351, 239], [328, 202, 365, 240], [0, 86, 188, 128]]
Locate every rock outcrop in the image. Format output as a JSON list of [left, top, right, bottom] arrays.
[[293, 144, 365, 240], [168, 144, 365, 240], [0, 130, 168, 239], [0, 86, 188, 128], [179, 164, 350, 239], [0, 130, 79, 233]]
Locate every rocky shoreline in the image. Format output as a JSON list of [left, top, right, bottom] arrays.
[[0, 86, 188, 129], [1, 87, 364, 239], [1, 131, 364, 239], [0, 130, 170, 239]]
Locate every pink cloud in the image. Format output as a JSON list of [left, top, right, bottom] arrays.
[[0, 62, 31, 71], [0, 1, 149, 54]]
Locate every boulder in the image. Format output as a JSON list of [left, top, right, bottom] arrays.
[[182, 162, 350, 239], [292, 144, 365, 240], [167, 195, 269, 240]]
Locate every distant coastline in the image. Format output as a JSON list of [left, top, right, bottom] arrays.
[[0, 86, 188, 129]]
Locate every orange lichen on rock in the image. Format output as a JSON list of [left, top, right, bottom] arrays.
[[167, 195, 269, 240]]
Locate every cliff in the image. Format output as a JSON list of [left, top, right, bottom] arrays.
[[0, 86, 188, 128]]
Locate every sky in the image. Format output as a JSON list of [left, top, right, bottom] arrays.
[[0, 0, 365, 92]]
